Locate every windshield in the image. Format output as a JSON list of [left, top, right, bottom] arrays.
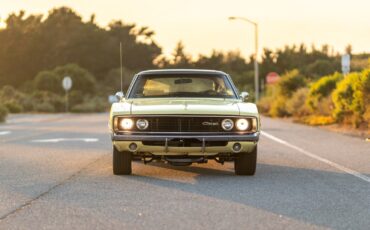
[[128, 74, 236, 98]]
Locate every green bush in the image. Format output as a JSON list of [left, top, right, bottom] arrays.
[[54, 64, 97, 94], [103, 67, 135, 94], [307, 72, 342, 110], [332, 70, 370, 127], [278, 69, 306, 97], [269, 96, 289, 117], [286, 88, 310, 116], [257, 96, 273, 114], [303, 59, 340, 79], [34, 102, 55, 113], [0, 85, 25, 101], [4, 101, 23, 113], [33, 64, 97, 96], [71, 96, 107, 113], [0, 104, 8, 122], [34, 71, 61, 93], [31, 91, 65, 112]]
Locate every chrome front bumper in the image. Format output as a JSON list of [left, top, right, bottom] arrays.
[[111, 132, 259, 155], [111, 132, 260, 142]]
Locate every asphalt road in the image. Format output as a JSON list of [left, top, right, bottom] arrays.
[[0, 113, 369, 230]]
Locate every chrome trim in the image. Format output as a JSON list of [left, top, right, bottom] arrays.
[[115, 114, 258, 118], [165, 138, 168, 153], [112, 132, 260, 142], [116, 131, 257, 135], [201, 138, 205, 153]]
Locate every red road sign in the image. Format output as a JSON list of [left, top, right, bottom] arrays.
[[266, 72, 280, 84]]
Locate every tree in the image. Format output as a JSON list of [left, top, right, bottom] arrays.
[[34, 71, 60, 93], [0, 7, 161, 87], [278, 69, 306, 97]]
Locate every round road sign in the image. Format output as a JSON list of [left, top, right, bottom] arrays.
[[62, 76, 72, 91], [266, 72, 280, 84]]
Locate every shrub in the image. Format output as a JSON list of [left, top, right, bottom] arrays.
[[303, 59, 340, 79], [33, 64, 98, 96], [278, 69, 306, 97], [332, 70, 370, 127], [298, 115, 335, 126], [31, 91, 65, 112], [34, 102, 55, 113], [315, 96, 335, 116], [257, 96, 273, 114], [54, 64, 97, 94], [71, 96, 107, 113], [286, 88, 310, 116], [0, 85, 25, 101], [0, 104, 8, 122], [68, 90, 85, 108], [34, 71, 61, 93], [269, 96, 289, 117], [257, 85, 278, 115], [4, 101, 23, 113], [104, 67, 135, 94], [307, 72, 342, 110]]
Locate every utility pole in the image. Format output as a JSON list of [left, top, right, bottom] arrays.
[[229, 16, 259, 102]]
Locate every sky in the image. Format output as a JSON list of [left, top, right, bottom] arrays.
[[1, 0, 370, 58]]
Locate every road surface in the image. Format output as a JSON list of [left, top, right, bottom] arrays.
[[0, 114, 369, 230]]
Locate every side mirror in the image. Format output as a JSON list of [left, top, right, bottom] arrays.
[[240, 92, 249, 102], [115, 91, 125, 101]]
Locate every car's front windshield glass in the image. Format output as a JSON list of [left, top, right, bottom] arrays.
[[128, 74, 236, 98]]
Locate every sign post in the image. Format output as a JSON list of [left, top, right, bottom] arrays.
[[62, 76, 72, 113], [341, 54, 350, 75]]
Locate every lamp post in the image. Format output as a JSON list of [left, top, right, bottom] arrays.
[[228, 16, 259, 102]]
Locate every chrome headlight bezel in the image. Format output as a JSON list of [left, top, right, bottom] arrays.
[[136, 119, 149, 130], [221, 119, 234, 131]]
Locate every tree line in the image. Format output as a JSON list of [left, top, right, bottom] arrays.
[[2, 7, 368, 91], [0, 6, 369, 121]]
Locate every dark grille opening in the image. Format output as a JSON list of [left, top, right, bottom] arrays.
[[142, 139, 228, 147], [145, 117, 224, 132], [136, 117, 227, 132]]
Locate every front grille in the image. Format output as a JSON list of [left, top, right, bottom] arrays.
[[115, 116, 255, 133], [143, 117, 224, 132], [142, 139, 228, 147]]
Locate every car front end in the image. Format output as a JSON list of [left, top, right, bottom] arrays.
[[109, 69, 260, 175]]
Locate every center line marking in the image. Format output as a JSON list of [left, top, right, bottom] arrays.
[[0, 131, 11, 136], [261, 131, 370, 184], [31, 138, 99, 143]]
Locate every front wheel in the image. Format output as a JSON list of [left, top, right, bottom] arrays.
[[113, 146, 132, 175], [234, 146, 257, 176]]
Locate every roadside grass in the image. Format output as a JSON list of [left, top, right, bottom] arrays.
[[0, 104, 8, 123], [295, 115, 336, 126]]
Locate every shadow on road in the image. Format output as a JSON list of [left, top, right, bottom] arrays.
[[122, 161, 370, 229]]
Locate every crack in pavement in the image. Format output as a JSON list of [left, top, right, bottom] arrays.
[[0, 153, 109, 222]]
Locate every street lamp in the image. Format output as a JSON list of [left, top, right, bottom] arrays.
[[228, 16, 259, 103]]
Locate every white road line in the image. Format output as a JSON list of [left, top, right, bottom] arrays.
[[261, 131, 370, 184], [31, 138, 99, 143], [0, 131, 11, 136]]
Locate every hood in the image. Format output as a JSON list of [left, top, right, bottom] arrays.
[[129, 98, 240, 115]]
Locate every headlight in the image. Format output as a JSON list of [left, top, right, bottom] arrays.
[[236, 118, 250, 131], [119, 118, 134, 130], [221, 119, 234, 131], [136, 119, 149, 130]]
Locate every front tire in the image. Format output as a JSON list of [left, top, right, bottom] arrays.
[[113, 146, 132, 175], [234, 146, 257, 176]]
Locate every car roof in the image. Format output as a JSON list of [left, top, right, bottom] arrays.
[[137, 69, 228, 76]]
